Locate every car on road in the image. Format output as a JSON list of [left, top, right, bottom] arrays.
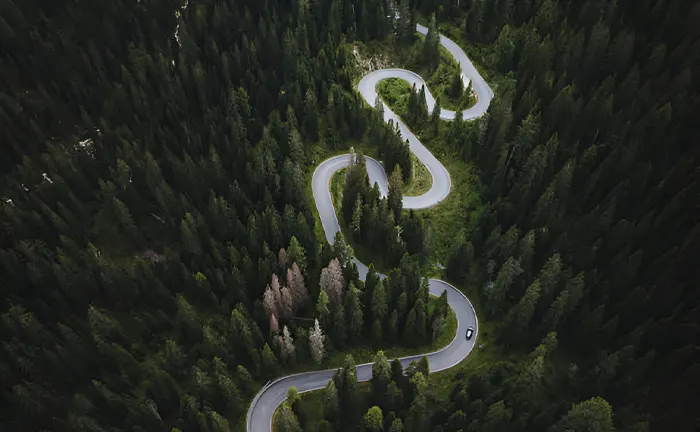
[[465, 327, 474, 340]]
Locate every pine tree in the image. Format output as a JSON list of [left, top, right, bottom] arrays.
[[549, 397, 614, 432], [342, 191, 359, 235], [262, 343, 279, 376], [323, 379, 340, 421], [332, 306, 347, 347], [396, 0, 414, 45], [345, 282, 364, 342], [371, 350, 391, 406], [387, 165, 403, 224], [485, 257, 523, 316], [450, 68, 463, 99], [538, 253, 563, 298], [421, 15, 440, 71], [405, 373, 428, 432], [542, 289, 568, 332], [388, 309, 399, 342], [430, 101, 441, 136], [275, 403, 302, 432], [316, 290, 331, 324], [288, 236, 308, 273], [404, 308, 417, 345], [418, 86, 428, 122], [371, 279, 388, 324], [407, 83, 419, 123], [389, 417, 404, 432], [332, 230, 354, 270], [480, 400, 513, 432], [504, 279, 541, 340], [375, 95, 385, 120], [363, 406, 384, 432], [333, 355, 359, 422]]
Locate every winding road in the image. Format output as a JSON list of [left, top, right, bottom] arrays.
[[246, 23, 493, 432]]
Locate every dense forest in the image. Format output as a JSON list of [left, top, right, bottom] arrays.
[[0, 0, 697, 431]]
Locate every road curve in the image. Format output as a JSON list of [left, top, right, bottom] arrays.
[[247, 24, 493, 432]]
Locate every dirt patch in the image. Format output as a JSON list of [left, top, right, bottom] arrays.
[[353, 45, 392, 74]]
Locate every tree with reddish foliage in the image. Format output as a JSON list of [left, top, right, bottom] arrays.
[[263, 285, 279, 318], [280, 286, 293, 320], [287, 263, 308, 310], [269, 313, 279, 334]]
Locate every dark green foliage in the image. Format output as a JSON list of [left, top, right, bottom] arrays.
[[436, 0, 698, 430], [0, 0, 384, 429], [340, 152, 426, 268], [0, 0, 696, 431]]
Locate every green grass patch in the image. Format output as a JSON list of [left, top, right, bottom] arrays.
[[377, 78, 411, 115], [403, 152, 432, 197], [418, 154, 483, 265], [330, 169, 345, 210]]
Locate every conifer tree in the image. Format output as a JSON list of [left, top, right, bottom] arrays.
[[371, 350, 391, 405], [421, 15, 440, 71], [275, 403, 302, 432], [387, 165, 403, 224], [288, 236, 308, 273], [309, 319, 326, 363], [450, 68, 463, 99]]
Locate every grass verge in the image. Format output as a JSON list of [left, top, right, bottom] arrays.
[[403, 152, 432, 196]]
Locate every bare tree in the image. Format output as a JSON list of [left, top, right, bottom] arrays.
[[281, 325, 296, 362], [287, 262, 308, 310], [280, 286, 294, 320], [320, 258, 345, 308], [269, 313, 279, 334], [309, 319, 326, 363], [263, 285, 279, 318], [271, 274, 283, 307]]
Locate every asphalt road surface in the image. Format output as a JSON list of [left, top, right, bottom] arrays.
[[247, 23, 493, 432]]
